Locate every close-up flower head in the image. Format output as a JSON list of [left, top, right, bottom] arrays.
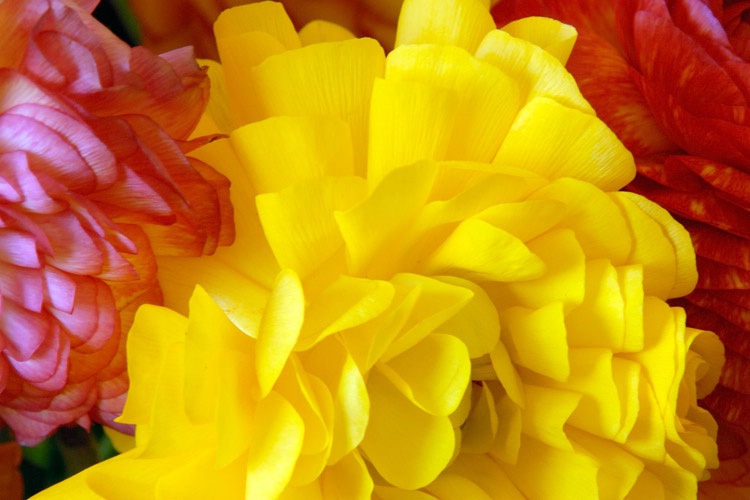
[[0, 0, 233, 450], [35, 0, 725, 497], [493, 0, 750, 496]]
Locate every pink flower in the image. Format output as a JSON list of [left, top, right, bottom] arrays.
[[0, 0, 233, 444]]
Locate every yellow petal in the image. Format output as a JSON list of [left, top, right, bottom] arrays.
[[434, 276, 499, 358], [521, 385, 581, 451], [422, 218, 545, 282], [610, 193, 680, 299], [362, 369, 455, 489], [257, 176, 367, 279], [184, 286, 256, 426], [502, 302, 570, 382], [566, 259, 627, 351], [490, 342, 525, 407], [475, 29, 591, 112], [490, 393, 522, 463], [245, 392, 305, 498], [567, 428, 644, 499], [321, 452, 373, 499], [336, 162, 437, 277], [367, 78, 457, 185], [385, 44, 520, 161], [379, 333, 471, 416], [214, 3, 301, 49], [118, 304, 187, 425], [474, 199, 564, 242], [460, 382, 498, 453], [617, 192, 697, 298], [299, 20, 356, 45], [298, 275, 395, 351], [256, 269, 305, 397], [250, 39, 385, 170], [231, 116, 355, 194], [446, 454, 526, 499], [501, 17, 578, 65], [305, 337, 370, 463], [423, 472, 493, 500], [503, 436, 599, 499], [395, 0, 495, 53], [492, 228, 585, 311], [494, 97, 635, 191], [528, 177, 633, 264], [216, 349, 258, 467]]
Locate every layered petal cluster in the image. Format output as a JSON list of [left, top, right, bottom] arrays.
[[38, 0, 721, 497], [493, 0, 750, 494], [0, 0, 233, 444]]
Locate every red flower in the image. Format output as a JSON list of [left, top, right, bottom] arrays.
[[0, 0, 233, 444], [494, 0, 750, 494]]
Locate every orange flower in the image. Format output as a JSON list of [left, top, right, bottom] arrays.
[[0, 0, 233, 444], [494, 0, 750, 495], [0, 441, 22, 500]]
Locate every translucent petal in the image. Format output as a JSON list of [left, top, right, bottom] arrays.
[[380, 333, 471, 416], [385, 44, 520, 161], [256, 270, 305, 397], [395, 0, 496, 53], [362, 369, 455, 489], [336, 162, 437, 277], [501, 17, 578, 65], [367, 79, 457, 185], [250, 39, 385, 170], [494, 97, 635, 191], [257, 176, 367, 278], [422, 218, 545, 282], [245, 392, 305, 498], [503, 302, 570, 381], [231, 115, 355, 194], [475, 29, 592, 112]]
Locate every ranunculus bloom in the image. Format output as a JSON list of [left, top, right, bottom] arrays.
[[37, 0, 722, 497], [493, 0, 750, 495], [0, 0, 233, 445]]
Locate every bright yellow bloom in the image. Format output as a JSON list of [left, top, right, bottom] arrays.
[[37, 0, 723, 498]]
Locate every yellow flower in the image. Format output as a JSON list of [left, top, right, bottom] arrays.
[[37, 0, 723, 498]]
